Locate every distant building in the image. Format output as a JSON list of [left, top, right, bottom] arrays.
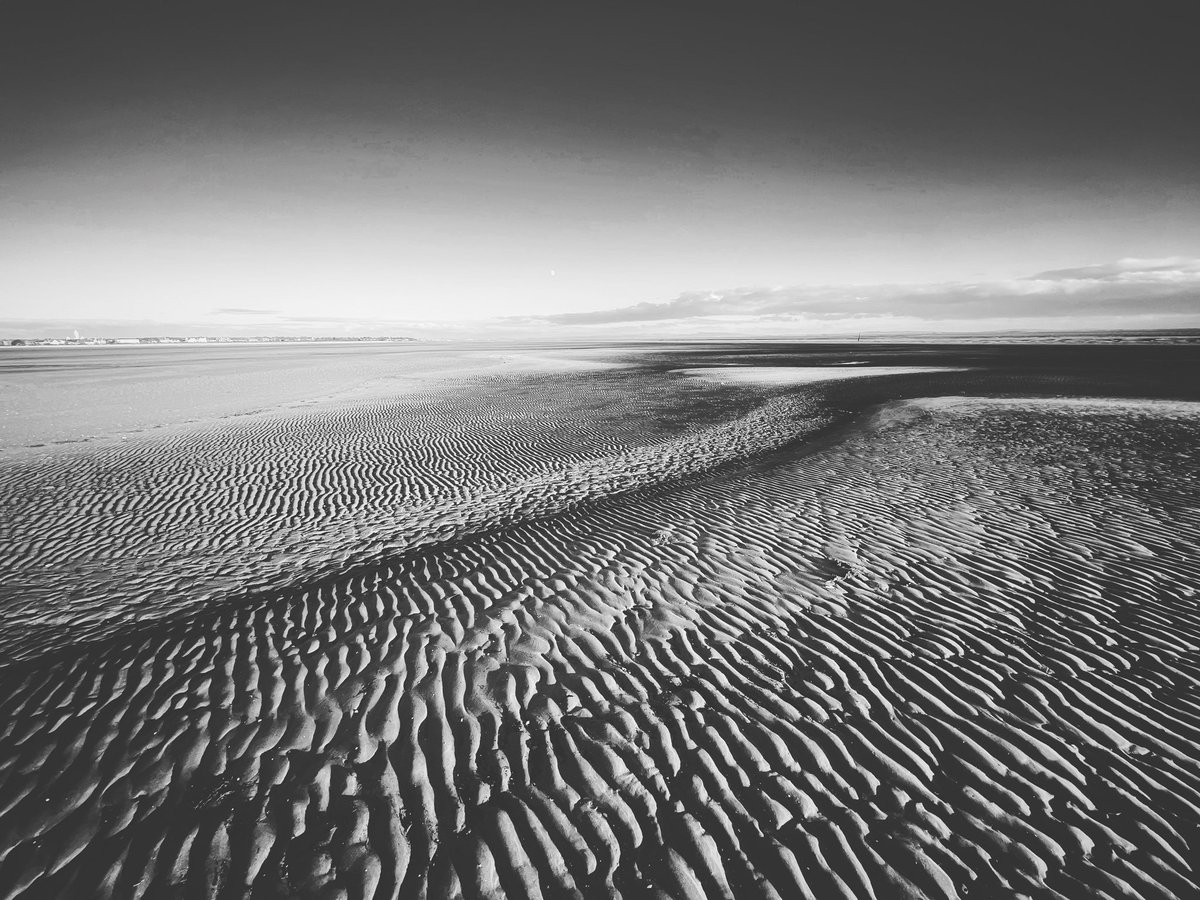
[[3, 333, 418, 347]]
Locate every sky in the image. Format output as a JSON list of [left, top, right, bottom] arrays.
[[1, 0, 1197, 339]]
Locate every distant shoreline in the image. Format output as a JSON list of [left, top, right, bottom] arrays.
[[1, 336, 420, 347], [4, 329, 1200, 347]]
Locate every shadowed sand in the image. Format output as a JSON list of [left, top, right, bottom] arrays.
[[2, 345, 1200, 898]]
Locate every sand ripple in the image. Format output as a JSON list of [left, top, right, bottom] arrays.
[[0, 370, 829, 660], [1, 391, 1198, 898]]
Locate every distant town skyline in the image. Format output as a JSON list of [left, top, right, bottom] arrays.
[[2, 1, 1198, 337], [3, 335, 419, 345]]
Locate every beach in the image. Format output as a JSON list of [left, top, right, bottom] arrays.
[[2, 341, 1199, 898]]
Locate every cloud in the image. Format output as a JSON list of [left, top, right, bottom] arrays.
[[6, 258, 1197, 341], [1026, 257, 1200, 282], [535, 258, 1200, 331]]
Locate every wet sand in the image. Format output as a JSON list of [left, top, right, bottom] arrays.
[[2, 342, 1199, 898]]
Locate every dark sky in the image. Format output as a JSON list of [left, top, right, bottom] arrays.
[[2, 0, 1197, 334]]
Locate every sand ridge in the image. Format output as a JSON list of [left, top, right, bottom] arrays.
[[1, 387, 1198, 898], [0, 367, 840, 661]]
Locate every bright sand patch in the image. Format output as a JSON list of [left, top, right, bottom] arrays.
[[675, 364, 968, 385]]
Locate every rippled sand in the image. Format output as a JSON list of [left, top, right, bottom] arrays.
[[2, 343, 1199, 899]]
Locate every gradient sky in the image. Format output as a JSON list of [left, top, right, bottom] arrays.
[[2, 0, 1197, 337]]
